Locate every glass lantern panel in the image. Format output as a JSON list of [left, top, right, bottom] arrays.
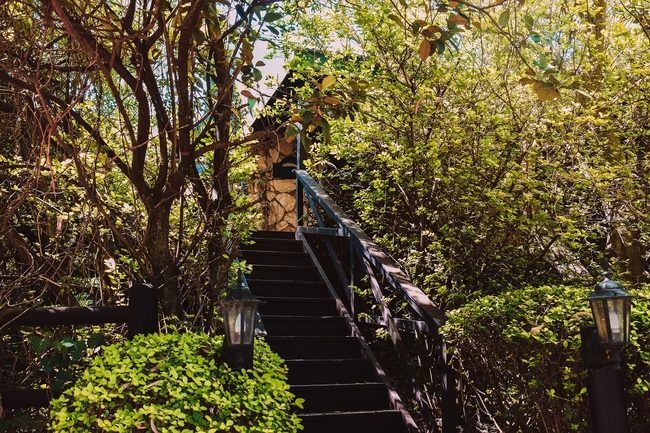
[[241, 305, 256, 345], [590, 300, 609, 345], [607, 298, 629, 344], [222, 303, 243, 346]]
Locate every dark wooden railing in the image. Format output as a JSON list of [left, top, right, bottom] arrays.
[[295, 164, 457, 433], [0, 283, 158, 409]]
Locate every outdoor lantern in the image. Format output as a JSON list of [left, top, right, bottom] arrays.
[[220, 272, 263, 370], [588, 271, 633, 365]]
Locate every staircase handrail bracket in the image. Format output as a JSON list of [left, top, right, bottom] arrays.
[[295, 170, 446, 330]]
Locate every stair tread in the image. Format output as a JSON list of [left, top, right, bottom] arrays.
[[285, 358, 372, 363], [247, 239, 302, 244], [284, 359, 379, 385], [291, 382, 386, 389], [260, 314, 343, 319], [242, 249, 309, 255], [247, 279, 326, 285], [292, 382, 391, 413], [257, 295, 335, 304], [266, 335, 356, 340], [299, 409, 402, 416], [298, 410, 409, 433], [251, 231, 296, 239], [242, 238, 304, 252]]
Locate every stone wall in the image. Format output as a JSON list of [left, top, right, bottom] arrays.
[[251, 137, 298, 232]]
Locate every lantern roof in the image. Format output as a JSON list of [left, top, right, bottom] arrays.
[[223, 275, 263, 304], [589, 272, 634, 300]]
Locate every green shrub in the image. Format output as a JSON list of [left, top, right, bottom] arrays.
[[441, 284, 650, 433], [48, 332, 303, 433]]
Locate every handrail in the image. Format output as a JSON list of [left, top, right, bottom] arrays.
[[294, 168, 457, 433], [295, 169, 446, 329]]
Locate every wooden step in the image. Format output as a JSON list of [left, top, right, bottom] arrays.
[[265, 336, 361, 360], [251, 231, 296, 240], [247, 280, 331, 299], [241, 250, 313, 266], [242, 238, 304, 252], [249, 264, 320, 281], [292, 383, 391, 413], [298, 410, 409, 433], [261, 316, 349, 337], [258, 297, 338, 317], [284, 359, 379, 385]]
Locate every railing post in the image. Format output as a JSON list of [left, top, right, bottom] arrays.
[[295, 135, 304, 227], [349, 240, 356, 321], [581, 326, 630, 433], [128, 283, 158, 339], [441, 339, 457, 433]]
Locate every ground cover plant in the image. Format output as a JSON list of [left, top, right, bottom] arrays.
[[48, 332, 303, 433], [442, 284, 650, 432]]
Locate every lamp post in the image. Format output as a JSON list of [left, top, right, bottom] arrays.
[[220, 271, 263, 370], [581, 271, 633, 433]]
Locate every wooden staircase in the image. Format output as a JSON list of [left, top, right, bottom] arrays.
[[241, 230, 413, 433]]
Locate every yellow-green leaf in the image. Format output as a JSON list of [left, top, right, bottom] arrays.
[[321, 75, 336, 90], [533, 82, 560, 102]]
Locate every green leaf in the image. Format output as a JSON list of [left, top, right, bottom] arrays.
[[436, 40, 446, 55], [235, 5, 247, 20], [524, 14, 534, 31], [538, 53, 549, 69], [285, 123, 302, 140], [30, 337, 52, 355], [498, 11, 510, 27], [252, 68, 263, 81], [87, 333, 105, 348], [388, 14, 404, 27], [264, 12, 282, 22], [42, 356, 60, 373], [321, 118, 331, 144], [192, 29, 206, 44], [61, 337, 76, 348]]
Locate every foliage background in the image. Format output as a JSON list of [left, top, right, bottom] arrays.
[[276, 0, 650, 430]]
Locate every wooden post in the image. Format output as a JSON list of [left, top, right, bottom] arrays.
[[581, 326, 630, 433], [441, 339, 458, 433], [128, 283, 158, 339]]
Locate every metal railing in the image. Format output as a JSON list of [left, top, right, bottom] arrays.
[[294, 165, 457, 433]]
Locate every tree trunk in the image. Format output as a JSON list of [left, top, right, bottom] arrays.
[[207, 147, 233, 304], [145, 201, 182, 317]]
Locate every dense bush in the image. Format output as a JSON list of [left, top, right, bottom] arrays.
[[48, 333, 303, 433], [441, 284, 650, 432]]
